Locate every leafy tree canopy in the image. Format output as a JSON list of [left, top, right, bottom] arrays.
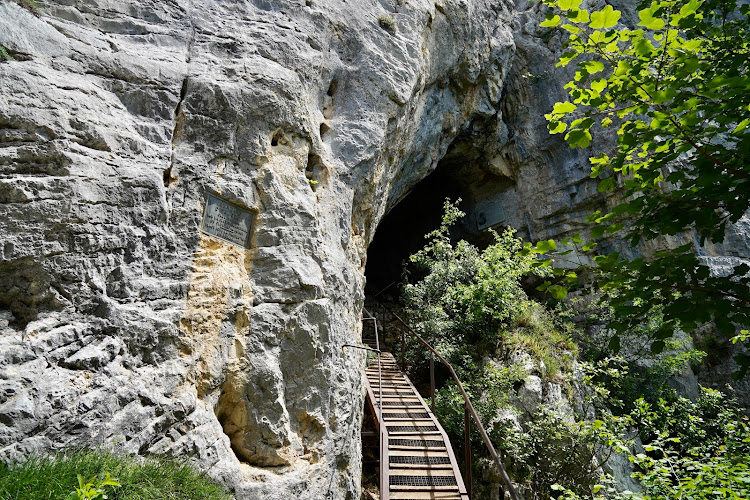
[[534, 0, 750, 375]]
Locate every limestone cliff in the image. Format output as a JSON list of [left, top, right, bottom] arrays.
[[0, 0, 518, 497], [1, 0, 747, 498]]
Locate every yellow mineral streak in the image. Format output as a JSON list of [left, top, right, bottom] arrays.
[[179, 228, 254, 399]]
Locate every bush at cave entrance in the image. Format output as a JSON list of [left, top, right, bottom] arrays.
[[400, 200, 593, 497], [401, 199, 572, 368]]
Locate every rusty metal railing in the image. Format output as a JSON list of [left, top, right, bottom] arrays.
[[361, 308, 389, 500], [343, 308, 386, 499], [374, 303, 520, 500]]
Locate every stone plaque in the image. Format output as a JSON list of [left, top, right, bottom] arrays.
[[200, 193, 255, 248]]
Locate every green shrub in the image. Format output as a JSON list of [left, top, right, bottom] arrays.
[[0, 449, 234, 500], [0, 46, 13, 62], [555, 388, 750, 500], [401, 199, 571, 375], [570, 299, 706, 414], [400, 200, 592, 496], [377, 14, 397, 34]]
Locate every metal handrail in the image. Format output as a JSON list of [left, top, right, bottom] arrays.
[[372, 280, 398, 298], [361, 308, 389, 500], [389, 310, 520, 500]]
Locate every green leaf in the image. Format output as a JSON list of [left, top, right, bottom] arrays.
[[651, 340, 665, 353], [558, 0, 583, 11], [549, 120, 567, 134], [548, 284, 568, 299], [634, 37, 655, 56], [679, 0, 701, 18], [591, 226, 605, 239], [540, 14, 562, 27], [590, 5, 621, 29], [558, 50, 579, 67], [566, 8, 590, 23], [552, 101, 577, 114], [609, 335, 621, 352], [734, 119, 750, 133], [566, 128, 592, 148], [638, 6, 666, 30], [583, 60, 605, 74], [591, 78, 607, 93], [598, 177, 615, 192], [536, 239, 558, 253]]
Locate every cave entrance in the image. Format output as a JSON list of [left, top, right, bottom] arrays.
[[361, 137, 520, 497], [363, 165, 467, 299], [364, 141, 515, 300]]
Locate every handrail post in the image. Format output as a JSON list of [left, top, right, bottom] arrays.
[[464, 403, 472, 499], [429, 351, 435, 413], [400, 325, 406, 372]]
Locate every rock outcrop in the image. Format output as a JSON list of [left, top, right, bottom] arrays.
[[1, 0, 747, 497], [0, 0, 518, 497]]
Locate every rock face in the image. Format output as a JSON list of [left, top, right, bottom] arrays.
[[0, 0, 518, 497], [1, 0, 747, 498]]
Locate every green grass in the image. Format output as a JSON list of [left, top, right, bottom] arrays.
[[0, 449, 234, 500], [11, 0, 39, 12], [0, 46, 13, 62], [506, 301, 578, 377], [377, 14, 397, 34]]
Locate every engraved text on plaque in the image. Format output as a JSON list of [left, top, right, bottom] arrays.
[[200, 193, 255, 248]]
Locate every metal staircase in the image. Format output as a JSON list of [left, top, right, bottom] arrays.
[[364, 351, 469, 500], [359, 305, 519, 500]]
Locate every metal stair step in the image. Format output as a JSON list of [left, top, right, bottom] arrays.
[[382, 412, 432, 420], [386, 425, 439, 433], [390, 469, 457, 477], [389, 492, 464, 500], [389, 493, 463, 500], [389, 474, 459, 490], [388, 438, 447, 449], [389, 455, 453, 470]]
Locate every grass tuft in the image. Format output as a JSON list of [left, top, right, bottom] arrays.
[[377, 14, 397, 34], [0, 449, 234, 500], [11, 0, 39, 12], [506, 302, 578, 377], [0, 46, 13, 62]]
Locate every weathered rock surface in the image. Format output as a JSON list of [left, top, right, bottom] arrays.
[[1, 0, 747, 497], [0, 0, 519, 497]]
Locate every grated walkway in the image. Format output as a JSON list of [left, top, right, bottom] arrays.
[[364, 352, 470, 500]]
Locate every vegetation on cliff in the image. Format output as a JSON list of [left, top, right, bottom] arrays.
[[399, 200, 749, 498], [535, 0, 750, 374], [400, 201, 593, 497], [555, 388, 750, 500]]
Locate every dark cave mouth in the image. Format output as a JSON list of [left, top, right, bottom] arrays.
[[363, 166, 467, 298], [363, 144, 515, 299]]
